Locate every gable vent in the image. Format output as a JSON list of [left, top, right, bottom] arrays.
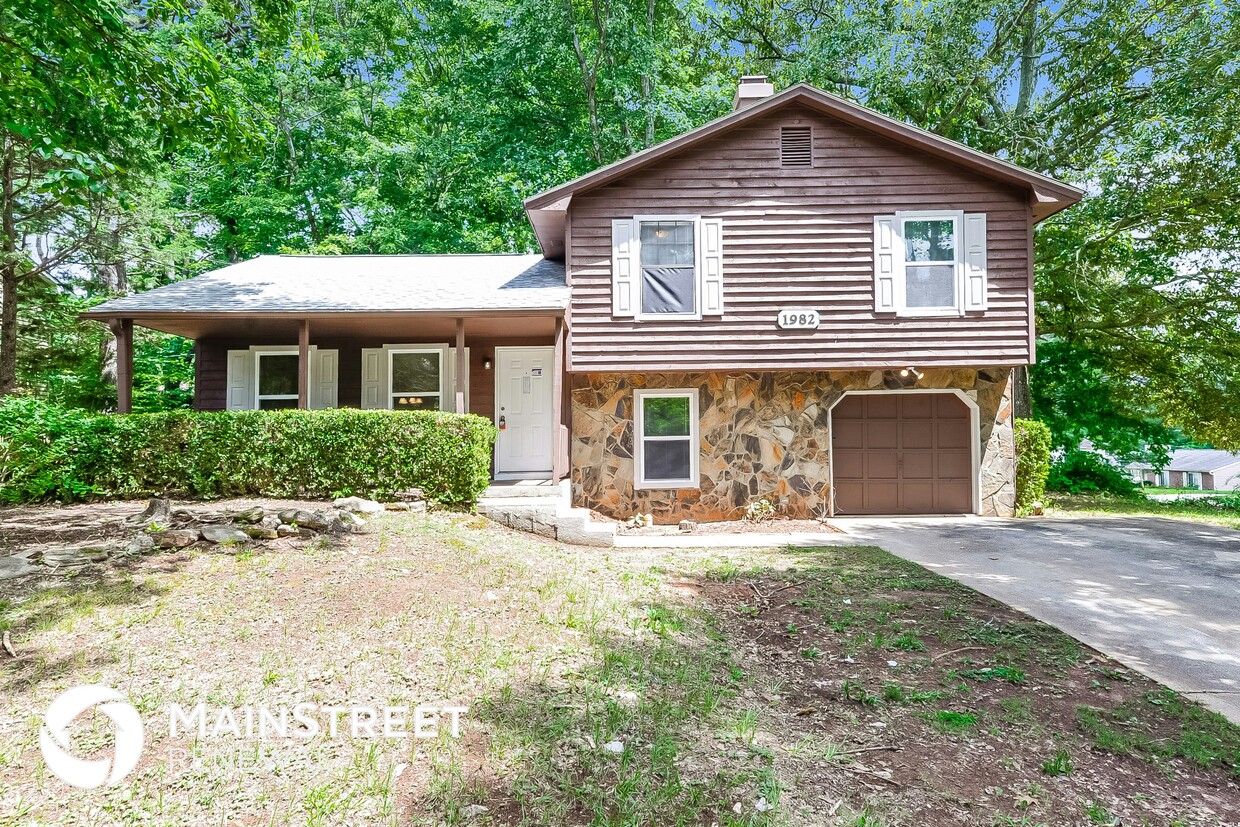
[[780, 126, 813, 167]]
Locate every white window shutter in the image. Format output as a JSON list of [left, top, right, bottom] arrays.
[[225, 350, 253, 410], [611, 218, 638, 317], [361, 348, 387, 409], [962, 213, 988, 312], [873, 215, 901, 313], [700, 218, 724, 316], [445, 347, 470, 412], [311, 349, 338, 409]]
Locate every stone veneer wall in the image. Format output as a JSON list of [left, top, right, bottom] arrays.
[[570, 368, 1015, 523]]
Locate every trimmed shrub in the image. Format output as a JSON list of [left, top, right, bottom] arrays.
[[0, 398, 496, 505], [1014, 419, 1052, 512], [1047, 449, 1138, 495]]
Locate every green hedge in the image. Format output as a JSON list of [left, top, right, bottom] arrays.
[[0, 398, 497, 505], [1014, 418, 1052, 512]]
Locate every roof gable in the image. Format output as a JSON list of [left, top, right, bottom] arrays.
[[524, 83, 1083, 259]]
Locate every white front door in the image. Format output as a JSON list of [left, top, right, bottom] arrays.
[[495, 346, 555, 475]]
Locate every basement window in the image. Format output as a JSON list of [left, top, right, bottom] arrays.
[[634, 389, 699, 489], [780, 126, 812, 167]]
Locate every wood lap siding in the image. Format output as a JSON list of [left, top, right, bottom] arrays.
[[567, 105, 1033, 371], [194, 337, 536, 417]]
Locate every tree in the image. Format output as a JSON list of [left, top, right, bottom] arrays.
[[719, 0, 1240, 449], [0, 0, 289, 397]]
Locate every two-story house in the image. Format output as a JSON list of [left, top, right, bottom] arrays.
[[84, 77, 1082, 521]]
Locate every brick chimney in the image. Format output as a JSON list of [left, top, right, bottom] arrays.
[[733, 75, 775, 110]]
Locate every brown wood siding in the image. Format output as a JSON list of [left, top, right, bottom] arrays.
[[194, 336, 549, 416], [567, 104, 1034, 372]]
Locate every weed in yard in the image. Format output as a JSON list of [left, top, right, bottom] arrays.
[[956, 665, 1027, 685], [830, 609, 857, 633], [890, 630, 926, 651], [644, 605, 686, 637], [999, 697, 1037, 727], [1041, 749, 1072, 776], [882, 684, 944, 705], [790, 736, 847, 763], [842, 680, 879, 707], [931, 710, 979, 733], [732, 709, 760, 745], [799, 647, 823, 661], [1084, 800, 1119, 825]]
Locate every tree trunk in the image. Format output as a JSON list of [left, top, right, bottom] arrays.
[[1012, 364, 1034, 419], [0, 137, 18, 397]]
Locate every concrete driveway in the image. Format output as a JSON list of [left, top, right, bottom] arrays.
[[835, 516, 1240, 723]]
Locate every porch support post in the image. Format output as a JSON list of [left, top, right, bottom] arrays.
[[454, 317, 466, 413], [112, 318, 133, 414], [298, 318, 310, 409], [552, 316, 568, 481]]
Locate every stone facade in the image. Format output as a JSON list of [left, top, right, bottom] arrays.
[[571, 368, 1015, 523]]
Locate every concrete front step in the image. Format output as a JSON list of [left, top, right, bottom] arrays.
[[478, 481, 616, 547], [482, 481, 563, 499]]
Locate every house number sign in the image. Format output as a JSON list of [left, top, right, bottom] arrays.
[[776, 308, 820, 329]]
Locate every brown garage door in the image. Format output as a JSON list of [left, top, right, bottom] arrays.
[[831, 393, 973, 515]]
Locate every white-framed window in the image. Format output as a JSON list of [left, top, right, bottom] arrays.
[[254, 351, 300, 410], [611, 216, 724, 319], [899, 211, 961, 314], [634, 389, 699, 489], [1185, 471, 1201, 489], [388, 348, 443, 410], [874, 210, 987, 316], [637, 217, 699, 319]]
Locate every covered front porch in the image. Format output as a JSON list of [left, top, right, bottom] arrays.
[[81, 253, 572, 480]]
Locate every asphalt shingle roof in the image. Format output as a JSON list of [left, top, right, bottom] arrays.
[[86, 254, 567, 315]]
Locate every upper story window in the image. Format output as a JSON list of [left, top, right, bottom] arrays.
[[874, 210, 988, 317], [611, 216, 724, 320], [902, 213, 959, 311], [639, 220, 697, 317]]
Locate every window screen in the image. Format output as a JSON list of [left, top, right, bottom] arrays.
[[902, 218, 957, 308], [640, 221, 696, 315], [638, 392, 697, 486], [391, 350, 442, 410]]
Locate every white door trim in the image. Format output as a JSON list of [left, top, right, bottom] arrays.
[[494, 346, 556, 477], [826, 388, 981, 516]]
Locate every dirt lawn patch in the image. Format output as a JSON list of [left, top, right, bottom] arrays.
[[1, 503, 1237, 825]]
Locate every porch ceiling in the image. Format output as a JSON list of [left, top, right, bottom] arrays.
[[116, 312, 561, 341]]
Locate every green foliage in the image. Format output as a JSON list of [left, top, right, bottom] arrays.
[[1014, 419, 1052, 512], [1029, 341, 1177, 464], [1041, 749, 1072, 777], [0, 399, 495, 505], [1047, 450, 1138, 496]]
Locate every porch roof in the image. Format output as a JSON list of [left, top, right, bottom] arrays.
[[83, 253, 567, 320]]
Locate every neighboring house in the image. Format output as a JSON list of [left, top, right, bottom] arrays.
[[1126, 450, 1240, 491], [84, 77, 1082, 521]]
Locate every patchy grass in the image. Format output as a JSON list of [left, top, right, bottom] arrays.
[[0, 507, 1236, 826], [1048, 492, 1240, 529], [696, 545, 1240, 824]]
